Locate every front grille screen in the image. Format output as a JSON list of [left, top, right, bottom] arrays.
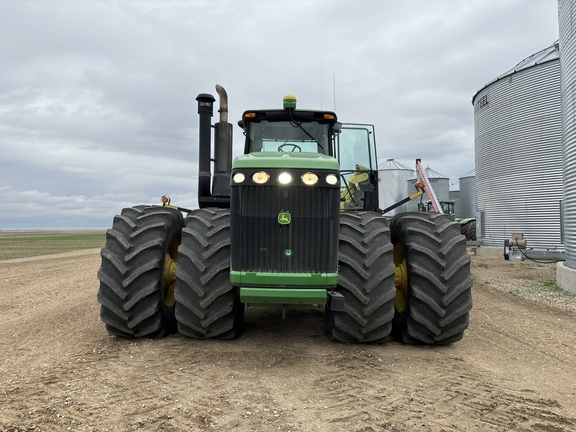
[[231, 185, 339, 274]]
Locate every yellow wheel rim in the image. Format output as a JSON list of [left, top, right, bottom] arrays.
[[394, 243, 408, 313], [162, 238, 179, 308]]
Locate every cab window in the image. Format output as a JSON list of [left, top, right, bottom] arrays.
[[248, 120, 330, 154]]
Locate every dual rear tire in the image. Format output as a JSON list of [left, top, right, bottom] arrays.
[[328, 211, 473, 345], [96, 206, 242, 339]]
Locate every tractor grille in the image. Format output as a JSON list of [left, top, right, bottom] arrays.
[[231, 185, 340, 275]]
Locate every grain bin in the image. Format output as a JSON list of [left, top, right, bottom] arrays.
[[558, 0, 576, 292], [378, 159, 414, 215], [472, 42, 563, 253], [459, 170, 476, 220]]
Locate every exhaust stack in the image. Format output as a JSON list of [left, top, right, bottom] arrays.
[[195, 85, 232, 208], [196, 92, 215, 206]]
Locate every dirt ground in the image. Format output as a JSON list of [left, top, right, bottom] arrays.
[[1, 249, 575, 431]]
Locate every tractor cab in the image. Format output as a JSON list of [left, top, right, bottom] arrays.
[[427, 199, 455, 216], [238, 95, 379, 212], [239, 95, 337, 156]]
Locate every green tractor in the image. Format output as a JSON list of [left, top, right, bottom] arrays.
[[97, 85, 473, 344], [425, 200, 476, 241]]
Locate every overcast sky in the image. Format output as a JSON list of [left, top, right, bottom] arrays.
[[0, 0, 560, 229]]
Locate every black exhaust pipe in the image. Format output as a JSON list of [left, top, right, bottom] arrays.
[[196, 93, 215, 207], [195, 86, 232, 208]]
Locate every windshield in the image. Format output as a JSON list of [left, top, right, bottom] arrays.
[[248, 120, 330, 154]]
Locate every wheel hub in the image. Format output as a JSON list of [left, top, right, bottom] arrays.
[[394, 243, 408, 313], [162, 238, 179, 307]]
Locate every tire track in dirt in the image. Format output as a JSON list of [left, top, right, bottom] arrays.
[[312, 345, 576, 431]]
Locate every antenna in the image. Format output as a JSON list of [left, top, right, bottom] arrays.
[[333, 73, 336, 112], [320, 55, 324, 110]]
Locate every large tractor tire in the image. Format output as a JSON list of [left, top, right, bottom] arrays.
[[467, 220, 477, 241], [97, 205, 184, 338], [174, 208, 244, 339], [326, 212, 396, 343], [390, 212, 473, 345]]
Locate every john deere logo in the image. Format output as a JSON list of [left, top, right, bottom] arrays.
[[278, 212, 291, 225]]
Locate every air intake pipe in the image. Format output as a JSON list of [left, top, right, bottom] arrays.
[[196, 92, 215, 206]]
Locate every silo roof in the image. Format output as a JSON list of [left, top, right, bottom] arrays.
[[472, 41, 560, 105], [409, 166, 449, 180], [378, 158, 414, 171], [424, 167, 448, 179], [460, 169, 475, 179]]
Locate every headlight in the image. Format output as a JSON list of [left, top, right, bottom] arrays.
[[252, 171, 270, 184], [233, 172, 245, 183], [301, 172, 319, 185], [326, 174, 339, 185], [278, 172, 294, 184]]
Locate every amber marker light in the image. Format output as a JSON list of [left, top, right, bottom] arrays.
[[323, 114, 335, 120], [416, 181, 425, 189], [161, 195, 171, 205], [245, 112, 256, 118]]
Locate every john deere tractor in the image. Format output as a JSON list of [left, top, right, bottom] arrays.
[[97, 85, 473, 344]]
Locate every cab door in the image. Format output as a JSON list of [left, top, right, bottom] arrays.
[[335, 123, 379, 211]]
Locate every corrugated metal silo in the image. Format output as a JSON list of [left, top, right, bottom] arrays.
[[459, 170, 476, 219], [560, 0, 576, 269], [378, 159, 414, 215], [472, 42, 564, 251], [407, 167, 450, 212]]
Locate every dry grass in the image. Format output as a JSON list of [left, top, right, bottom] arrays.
[[0, 230, 105, 260]]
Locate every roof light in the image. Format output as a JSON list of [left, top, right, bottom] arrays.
[[323, 114, 335, 120], [245, 112, 256, 118]]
